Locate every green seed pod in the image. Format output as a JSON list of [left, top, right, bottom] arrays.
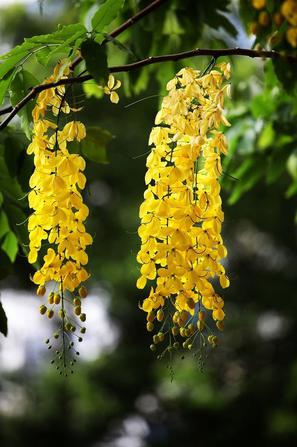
[[173, 342, 180, 350], [80, 327, 86, 334]]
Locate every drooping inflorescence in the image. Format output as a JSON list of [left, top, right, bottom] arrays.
[[27, 60, 92, 374], [136, 63, 231, 361], [26, 59, 121, 374]]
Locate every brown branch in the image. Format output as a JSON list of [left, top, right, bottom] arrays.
[[70, 0, 168, 70], [0, 0, 168, 128], [0, 46, 296, 131]]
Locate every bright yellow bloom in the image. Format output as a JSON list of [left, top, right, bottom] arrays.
[[104, 75, 121, 103], [136, 64, 231, 356], [27, 60, 91, 371]]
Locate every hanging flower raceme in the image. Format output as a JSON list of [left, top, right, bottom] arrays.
[[136, 63, 231, 360], [27, 60, 92, 374]]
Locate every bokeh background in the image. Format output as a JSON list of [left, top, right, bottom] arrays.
[[0, 1, 297, 446]]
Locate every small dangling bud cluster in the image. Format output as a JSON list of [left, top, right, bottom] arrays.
[[136, 63, 231, 364], [27, 59, 91, 374]]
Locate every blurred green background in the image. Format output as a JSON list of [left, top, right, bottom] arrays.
[[0, 1, 297, 446]]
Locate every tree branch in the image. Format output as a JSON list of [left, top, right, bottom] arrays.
[[70, 0, 168, 70], [0, 0, 168, 129], [0, 46, 296, 131]]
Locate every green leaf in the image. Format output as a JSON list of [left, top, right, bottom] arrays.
[[91, 0, 125, 35], [1, 231, 18, 262], [0, 52, 26, 79], [0, 211, 10, 240], [83, 79, 104, 99], [0, 192, 3, 207], [10, 70, 39, 139], [81, 39, 108, 84], [0, 69, 15, 105], [80, 126, 113, 164], [0, 301, 8, 337], [286, 181, 297, 198]]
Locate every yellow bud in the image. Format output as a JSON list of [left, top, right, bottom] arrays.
[[74, 306, 81, 316], [37, 285, 46, 297], [273, 12, 284, 27], [47, 292, 54, 304], [39, 305, 47, 315], [258, 11, 270, 27], [157, 332, 165, 342], [156, 309, 164, 322], [153, 334, 160, 344], [65, 322, 72, 331], [150, 344, 156, 351], [197, 320, 205, 331], [216, 321, 225, 331], [146, 322, 154, 332], [171, 326, 179, 336], [147, 311, 155, 323], [80, 313, 86, 322], [78, 286, 88, 298], [73, 297, 81, 306], [47, 309, 54, 319], [198, 311, 206, 322], [54, 293, 61, 305], [249, 21, 260, 35]]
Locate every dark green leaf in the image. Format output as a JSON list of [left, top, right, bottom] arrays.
[[0, 301, 8, 337], [1, 231, 18, 262], [10, 70, 39, 139], [91, 0, 125, 35], [5, 204, 28, 255], [0, 210, 10, 240], [0, 69, 15, 105], [80, 126, 113, 164], [0, 155, 25, 203], [4, 136, 23, 177], [81, 39, 108, 84]]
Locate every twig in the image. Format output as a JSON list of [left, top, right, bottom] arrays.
[[0, 46, 296, 130], [70, 0, 168, 70]]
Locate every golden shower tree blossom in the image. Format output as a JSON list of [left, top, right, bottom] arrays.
[[136, 63, 231, 356]]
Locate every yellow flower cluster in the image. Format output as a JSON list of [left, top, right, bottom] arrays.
[[27, 60, 92, 368], [250, 0, 297, 47], [137, 63, 231, 354]]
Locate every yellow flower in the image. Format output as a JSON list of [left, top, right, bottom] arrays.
[[136, 64, 231, 353], [104, 75, 121, 103]]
